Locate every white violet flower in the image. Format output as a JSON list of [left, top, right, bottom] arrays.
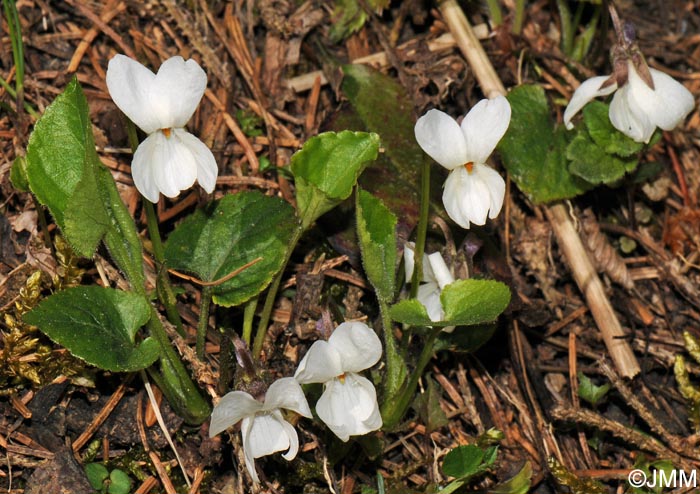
[[563, 12, 694, 144], [294, 322, 383, 442], [404, 243, 455, 332], [563, 60, 695, 144], [209, 377, 312, 483], [414, 96, 511, 229], [106, 54, 218, 202]]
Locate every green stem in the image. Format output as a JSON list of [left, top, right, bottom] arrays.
[[512, 0, 526, 35], [34, 201, 54, 254], [556, 0, 574, 57], [572, 1, 584, 32], [0, 77, 38, 119], [379, 299, 405, 404], [143, 201, 166, 263], [145, 307, 210, 424], [242, 295, 258, 347], [381, 327, 440, 429], [2, 0, 27, 117], [143, 200, 184, 335], [410, 158, 431, 298], [216, 326, 235, 395], [253, 224, 304, 358], [196, 286, 212, 359], [483, 0, 503, 26]]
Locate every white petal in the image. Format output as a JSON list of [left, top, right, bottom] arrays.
[[177, 130, 218, 193], [404, 242, 437, 284], [155, 129, 200, 197], [209, 391, 261, 438], [328, 322, 382, 373], [150, 56, 207, 128], [279, 417, 300, 461], [563, 75, 617, 130], [404, 242, 416, 281], [472, 164, 505, 219], [294, 340, 344, 384], [442, 169, 471, 229], [609, 86, 655, 143], [106, 55, 207, 133], [639, 67, 695, 131], [132, 130, 199, 201], [245, 411, 293, 459], [263, 377, 312, 418], [443, 167, 493, 228], [106, 54, 162, 134], [360, 391, 383, 432], [130, 134, 161, 203], [240, 416, 260, 483], [315, 374, 382, 442], [426, 252, 454, 290], [461, 96, 511, 164], [417, 282, 444, 322], [414, 109, 468, 170]]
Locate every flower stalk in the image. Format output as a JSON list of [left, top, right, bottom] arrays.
[[253, 223, 304, 358], [410, 157, 431, 298], [196, 286, 213, 359], [381, 327, 441, 429]]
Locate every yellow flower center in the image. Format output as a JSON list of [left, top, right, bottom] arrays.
[[338, 373, 346, 384], [162, 128, 172, 138], [464, 162, 474, 173]]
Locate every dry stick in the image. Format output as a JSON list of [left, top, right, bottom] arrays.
[[72, 376, 132, 453], [133, 476, 159, 494], [66, 0, 124, 72], [148, 450, 178, 494], [510, 321, 565, 465], [142, 374, 191, 487], [439, 0, 640, 378], [598, 361, 698, 459], [545, 206, 640, 377], [65, 0, 134, 63], [550, 406, 696, 471], [204, 89, 259, 172]]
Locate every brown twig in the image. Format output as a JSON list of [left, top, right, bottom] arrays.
[[598, 361, 697, 459], [204, 89, 259, 172], [72, 375, 132, 453], [550, 405, 693, 470], [66, 0, 126, 72], [65, 0, 134, 64], [148, 450, 178, 494], [665, 133, 691, 207]]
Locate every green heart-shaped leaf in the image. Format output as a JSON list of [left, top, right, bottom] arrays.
[[165, 191, 296, 307], [23, 286, 157, 372]]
